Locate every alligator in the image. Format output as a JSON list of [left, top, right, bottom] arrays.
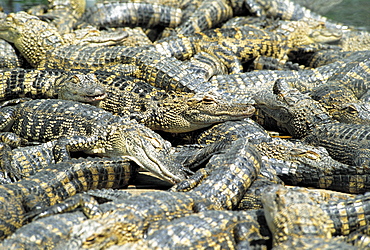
[[153, 20, 341, 73], [253, 78, 335, 138], [173, 0, 233, 35], [192, 118, 270, 145], [248, 55, 305, 71], [244, 0, 350, 30], [236, 162, 284, 210], [0, 12, 66, 67], [0, 189, 135, 249], [209, 50, 370, 103], [0, 39, 24, 69], [315, 51, 370, 101], [42, 45, 212, 92], [331, 101, 370, 125], [339, 30, 370, 52], [0, 68, 106, 103], [0, 68, 255, 133], [163, 117, 269, 149], [36, 0, 86, 34], [0, 141, 57, 183], [0, 12, 211, 93], [254, 79, 370, 166], [254, 136, 370, 194], [262, 184, 370, 248], [33, 197, 270, 249], [292, 49, 357, 68], [0, 156, 138, 240], [0, 211, 88, 249], [97, 77, 255, 133], [303, 123, 370, 166], [110, 27, 153, 47], [170, 138, 262, 210], [7, 199, 269, 249], [118, 210, 270, 250], [83, 2, 182, 29], [28, 191, 215, 248], [0, 98, 188, 183], [21, 137, 262, 248], [309, 83, 370, 124]]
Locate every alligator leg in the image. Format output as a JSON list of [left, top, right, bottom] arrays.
[[52, 135, 105, 162], [25, 193, 102, 221]]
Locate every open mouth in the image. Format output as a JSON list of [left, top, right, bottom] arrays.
[[83, 92, 107, 102]]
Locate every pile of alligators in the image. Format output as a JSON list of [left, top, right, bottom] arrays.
[[0, 0, 370, 249]]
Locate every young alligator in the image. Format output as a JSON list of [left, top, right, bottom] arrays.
[[174, 0, 233, 35], [170, 138, 263, 210], [0, 156, 138, 240], [0, 68, 106, 103], [254, 137, 370, 194], [119, 210, 270, 250], [0, 98, 188, 183], [209, 50, 370, 103], [22, 137, 262, 248], [36, 0, 86, 34], [83, 1, 182, 29], [261, 185, 359, 249], [2, 196, 270, 249], [0, 68, 255, 133], [29, 191, 215, 248], [0, 141, 57, 183], [254, 79, 370, 166], [0, 39, 24, 69], [244, 0, 350, 30], [154, 21, 341, 73], [97, 75, 255, 133], [254, 78, 335, 137], [0, 12, 210, 93]]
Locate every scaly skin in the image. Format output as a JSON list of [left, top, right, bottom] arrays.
[[254, 79, 334, 138], [123, 210, 269, 250], [0, 68, 106, 103], [154, 21, 341, 73], [27, 138, 262, 248], [254, 79, 370, 166], [0, 141, 57, 183], [170, 138, 262, 210], [34, 191, 214, 248], [261, 185, 351, 248], [0, 156, 138, 240], [244, 0, 350, 30], [0, 12, 66, 67], [0, 212, 87, 249], [0, 12, 209, 94], [174, 0, 233, 35], [0, 68, 255, 133], [303, 123, 370, 166], [0, 99, 188, 183], [83, 2, 182, 28], [0, 39, 23, 68], [255, 137, 370, 194], [42, 0, 86, 34], [263, 185, 370, 247], [96, 75, 255, 133], [209, 50, 370, 104]]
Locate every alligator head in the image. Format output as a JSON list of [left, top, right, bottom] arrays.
[[0, 12, 65, 67], [140, 91, 256, 133], [57, 74, 107, 104]]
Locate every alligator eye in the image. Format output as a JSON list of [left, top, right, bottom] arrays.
[[71, 75, 84, 84], [343, 105, 357, 114], [202, 96, 215, 104]]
